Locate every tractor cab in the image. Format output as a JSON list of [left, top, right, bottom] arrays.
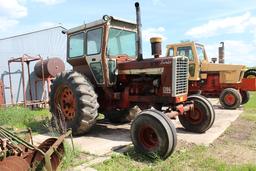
[[166, 42, 208, 81], [65, 16, 137, 86], [166, 41, 246, 84]]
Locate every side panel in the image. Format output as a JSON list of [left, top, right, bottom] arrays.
[[240, 78, 256, 91]]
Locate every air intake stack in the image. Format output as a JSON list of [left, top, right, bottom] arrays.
[[150, 37, 162, 58]]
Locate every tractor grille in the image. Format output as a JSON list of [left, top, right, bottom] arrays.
[[172, 56, 189, 97]]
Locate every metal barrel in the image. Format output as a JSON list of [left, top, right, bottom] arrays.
[[34, 57, 65, 78]]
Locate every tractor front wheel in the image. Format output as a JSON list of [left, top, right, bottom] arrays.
[[178, 95, 215, 133], [131, 109, 177, 159], [49, 71, 99, 135], [240, 90, 250, 105], [219, 88, 242, 109]]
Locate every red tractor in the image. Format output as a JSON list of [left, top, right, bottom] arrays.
[[50, 2, 215, 159]]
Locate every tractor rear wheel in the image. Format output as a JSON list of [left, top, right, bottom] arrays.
[[240, 90, 250, 105], [131, 109, 177, 159], [244, 69, 256, 78], [49, 71, 99, 135], [178, 95, 215, 133], [219, 88, 241, 109]]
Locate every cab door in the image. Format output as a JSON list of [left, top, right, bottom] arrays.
[[85, 27, 105, 84]]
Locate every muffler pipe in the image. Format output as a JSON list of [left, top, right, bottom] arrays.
[[219, 42, 224, 64], [135, 2, 143, 61]]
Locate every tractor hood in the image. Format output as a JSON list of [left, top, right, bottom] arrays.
[[201, 63, 246, 72], [201, 63, 247, 83]]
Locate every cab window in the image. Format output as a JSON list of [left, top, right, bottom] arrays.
[[177, 46, 194, 61], [87, 28, 103, 56], [168, 48, 174, 56], [196, 46, 205, 62], [69, 32, 84, 58]]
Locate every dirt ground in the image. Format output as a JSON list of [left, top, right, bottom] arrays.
[[207, 117, 256, 164]]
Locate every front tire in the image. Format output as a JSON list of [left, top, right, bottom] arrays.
[[219, 88, 241, 109], [178, 95, 215, 133], [240, 91, 250, 105], [49, 71, 99, 135], [131, 109, 177, 159]]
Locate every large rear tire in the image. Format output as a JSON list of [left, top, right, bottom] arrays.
[[240, 90, 250, 105], [219, 88, 241, 109], [244, 69, 256, 78], [49, 71, 99, 135], [178, 95, 215, 133], [131, 109, 177, 159]]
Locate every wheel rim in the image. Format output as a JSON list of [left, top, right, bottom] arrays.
[[186, 103, 204, 124], [54, 86, 76, 120], [224, 93, 235, 105], [139, 125, 159, 150]]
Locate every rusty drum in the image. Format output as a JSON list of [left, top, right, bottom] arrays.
[[34, 57, 65, 78]]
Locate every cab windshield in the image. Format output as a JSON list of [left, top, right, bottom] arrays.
[[107, 28, 136, 58]]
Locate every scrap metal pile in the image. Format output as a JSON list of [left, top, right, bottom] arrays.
[[0, 127, 71, 171]]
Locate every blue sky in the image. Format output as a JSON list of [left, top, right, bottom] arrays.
[[1, 0, 256, 66]]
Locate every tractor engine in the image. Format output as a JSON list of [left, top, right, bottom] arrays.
[[128, 76, 159, 96]]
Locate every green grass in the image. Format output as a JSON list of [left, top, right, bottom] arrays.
[[0, 106, 51, 133], [242, 92, 256, 122], [94, 145, 256, 171], [244, 92, 256, 110], [61, 142, 82, 170]]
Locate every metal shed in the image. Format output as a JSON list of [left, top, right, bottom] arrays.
[[0, 26, 68, 105]]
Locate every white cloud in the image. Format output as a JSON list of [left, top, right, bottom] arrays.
[[32, 0, 65, 5], [38, 21, 60, 28], [186, 12, 255, 38], [0, 0, 27, 18], [142, 27, 167, 42], [0, 17, 19, 31], [205, 40, 256, 67], [185, 11, 256, 66], [0, 0, 28, 31]]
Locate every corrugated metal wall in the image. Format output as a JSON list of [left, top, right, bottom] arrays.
[[0, 26, 69, 104]]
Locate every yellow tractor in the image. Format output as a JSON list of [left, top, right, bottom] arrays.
[[166, 41, 256, 109]]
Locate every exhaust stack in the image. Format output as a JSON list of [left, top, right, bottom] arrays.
[[135, 2, 143, 61], [219, 42, 224, 64]]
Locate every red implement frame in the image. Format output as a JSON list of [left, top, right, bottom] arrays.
[[8, 54, 47, 107]]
